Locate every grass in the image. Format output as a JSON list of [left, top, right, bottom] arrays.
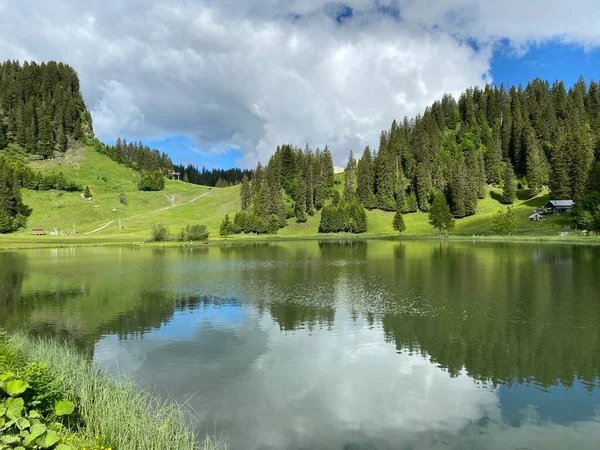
[[7, 332, 224, 450], [0, 145, 593, 248]]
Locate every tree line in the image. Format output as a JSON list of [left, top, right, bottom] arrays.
[[354, 77, 599, 222], [173, 164, 252, 187], [0, 60, 93, 157], [222, 76, 600, 236], [220, 144, 337, 235]]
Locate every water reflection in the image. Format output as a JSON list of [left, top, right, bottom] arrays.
[[1, 242, 600, 449]]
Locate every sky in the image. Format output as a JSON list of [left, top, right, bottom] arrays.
[[1, 1, 599, 169]]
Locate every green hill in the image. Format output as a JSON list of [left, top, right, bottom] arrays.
[[0, 144, 575, 247]]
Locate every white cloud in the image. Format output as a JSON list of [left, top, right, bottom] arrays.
[[0, 1, 599, 166]]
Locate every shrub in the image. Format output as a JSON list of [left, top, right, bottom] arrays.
[[177, 224, 209, 242], [83, 185, 91, 199], [119, 193, 127, 205], [138, 171, 165, 191], [150, 223, 170, 242]]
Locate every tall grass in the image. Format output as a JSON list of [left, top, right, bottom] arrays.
[[8, 333, 224, 450]]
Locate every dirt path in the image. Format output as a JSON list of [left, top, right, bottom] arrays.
[[84, 221, 115, 235], [84, 190, 212, 234]]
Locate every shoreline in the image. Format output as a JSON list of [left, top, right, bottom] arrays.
[[2, 232, 600, 250]]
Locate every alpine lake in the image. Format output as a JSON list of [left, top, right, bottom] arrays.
[[1, 240, 600, 450]]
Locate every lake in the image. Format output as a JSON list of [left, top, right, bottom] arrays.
[[1, 241, 600, 449]]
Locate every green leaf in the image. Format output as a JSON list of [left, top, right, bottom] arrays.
[[36, 429, 60, 448], [0, 372, 15, 382], [6, 397, 24, 420], [54, 399, 75, 416], [4, 379, 29, 396], [23, 423, 46, 446], [55, 445, 72, 450], [14, 447, 26, 450], [0, 435, 20, 444], [28, 410, 41, 419], [15, 416, 30, 431]]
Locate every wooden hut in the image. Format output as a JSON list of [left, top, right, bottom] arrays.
[[545, 200, 574, 214], [529, 212, 544, 222], [32, 228, 45, 236]]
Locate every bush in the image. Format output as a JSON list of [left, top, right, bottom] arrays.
[[177, 224, 209, 242], [150, 223, 170, 242], [138, 171, 165, 191], [83, 185, 91, 199], [267, 214, 280, 234], [319, 199, 367, 234], [119, 193, 127, 205]]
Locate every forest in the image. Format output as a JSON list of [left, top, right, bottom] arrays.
[[173, 164, 252, 187], [223, 76, 600, 235], [0, 60, 93, 157]]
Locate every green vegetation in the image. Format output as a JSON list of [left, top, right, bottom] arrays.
[[1, 332, 222, 450], [492, 207, 518, 236], [0, 158, 31, 233]]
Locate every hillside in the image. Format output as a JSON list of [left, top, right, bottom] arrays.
[[0, 145, 574, 246]]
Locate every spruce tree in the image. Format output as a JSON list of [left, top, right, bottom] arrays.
[[429, 193, 454, 235], [240, 175, 251, 211], [502, 161, 517, 204], [296, 178, 308, 223], [356, 146, 376, 208], [343, 150, 356, 201], [392, 210, 406, 234]]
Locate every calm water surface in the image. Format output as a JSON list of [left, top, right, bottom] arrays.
[[1, 241, 600, 449]]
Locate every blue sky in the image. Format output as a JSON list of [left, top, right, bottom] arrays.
[[149, 40, 599, 170]]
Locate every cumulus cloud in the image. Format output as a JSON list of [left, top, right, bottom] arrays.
[[0, 0, 599, 166]]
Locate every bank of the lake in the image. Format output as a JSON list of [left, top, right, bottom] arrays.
[[1, 231, 600, 250], [1, 332, 220, 450]]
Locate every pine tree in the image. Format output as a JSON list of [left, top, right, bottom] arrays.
[[550, 129, 571, 199], [356, 146, 376, 208], [183, 172, 190, 183], [429, 192, 454, 235], [37, 112, 54, 158], [375, 131, 396, 210], [524, 126, 548, 194], [392, 210, 406, 234], [296, 178, 308, 223], [0, 159, 31, 233], [219, 214, 232, 237], [83, 185, 91, 199], [240, 175, 251, 211], [343, 150, 356, 200], [502, 161, 517, 204]]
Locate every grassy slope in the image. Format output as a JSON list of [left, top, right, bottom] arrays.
[[0, 146, 579, 245]]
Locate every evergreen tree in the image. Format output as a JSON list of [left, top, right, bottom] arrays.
[[183, 172, 190, 183], [219, 214, 232, 237], [375, 131, 396, 210], [502, 161, 517, 204], [550, 129, 571, 199], [0, 159, 31, 233], [343, 150, 356, 200], [240, 174, 251, 211], [83, 185, 91, 199], [524, 126, 548, 193], [356, 146, 376, 208], [296, 178, 308, 223], [392, 210, 406, 234], [428, 192, 454, 235]]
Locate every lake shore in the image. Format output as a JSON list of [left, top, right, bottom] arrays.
[[2, 332, 221, 450], [1, 231, 600, 249]]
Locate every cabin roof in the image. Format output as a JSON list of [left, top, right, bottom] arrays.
[[546, 200, 574, 207]]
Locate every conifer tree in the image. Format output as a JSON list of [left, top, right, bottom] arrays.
[[240, 174, 251, 211], [356, 146, 376, 208], [343, 150, 356, 201], [392, 210, 406, 234], [502, 161, 517, 204], [429, 193, 454, 235]]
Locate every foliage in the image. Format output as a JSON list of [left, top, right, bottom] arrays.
[[83, 186, 91, 199], [319, 199, 367, 234], [0, 335, 79, 450], [219, 214, 233, 237], [0, 158, 31, 233], [0, 60, 91, 157], [392, 210, 406, 234], [7, 332, 212, 450], [177, 224, 209, 242], [502, 162, 517, 204], [492, 207, 519, 236], [428, 193, 455, 235], [572, 192, 600, 230], [137, 171, 165, 191], [119, 193, 127, 205], [150, 223, 170, 242], [97, 138, 172, 174], [174, 163, 252, 188]]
